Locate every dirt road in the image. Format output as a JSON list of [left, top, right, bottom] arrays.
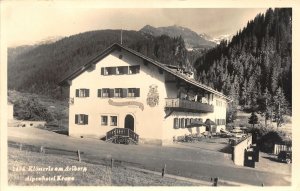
[[7, 127, 291, 186]]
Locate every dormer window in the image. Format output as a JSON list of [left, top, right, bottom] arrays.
[[101, 65, 139, 75], [129, 65, 140, 74], [117, 66, 128, 75]]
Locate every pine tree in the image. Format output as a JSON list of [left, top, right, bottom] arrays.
[[262, 88, 273, 127], [227, 83, 239, 123], [273, 87, 287, 128], [248, 112, 258, 128]]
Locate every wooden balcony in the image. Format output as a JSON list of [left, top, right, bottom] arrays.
[[165, 98, 214, 113], [106, 128, 139, 144]]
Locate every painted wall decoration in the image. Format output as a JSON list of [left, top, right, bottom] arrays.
[[108, 99, 144, 111], [147, 84, 159, 107]]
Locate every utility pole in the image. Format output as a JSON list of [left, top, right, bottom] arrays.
[[120, 29, 123, 44]]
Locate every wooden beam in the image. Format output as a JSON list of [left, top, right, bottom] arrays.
[[66, 80, 72, 86], [143, 59, 148, 66]]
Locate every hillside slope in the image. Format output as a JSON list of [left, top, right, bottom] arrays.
[[8, 30, 188, 98], [194, 8, 292, 108]]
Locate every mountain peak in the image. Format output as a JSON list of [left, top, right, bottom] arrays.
[[140, 25, 216, 49]]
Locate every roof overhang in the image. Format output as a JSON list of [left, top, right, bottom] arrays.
[[58, 43, 232, 101]]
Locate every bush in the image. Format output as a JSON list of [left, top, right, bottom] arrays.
[[14, 98, 54, 122], [248, 126, 291, 153], [260, 131, 284, 153]]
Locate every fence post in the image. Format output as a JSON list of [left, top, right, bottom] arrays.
[[162, 164, 166, 178], [19, 143, 23, 151], [40, 146, 45, 153], [111, 158, 114, 169], [77, 150, 81, 162], [213, 177, 218, 186]]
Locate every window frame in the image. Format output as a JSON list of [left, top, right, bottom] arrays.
[[75, 114, 88, 125], [76, 89, 90, 98], [101, 115, 108, 126], [115, 88, 122, 98], [110, 116, 118, 126], [102, 88, 109, 98], [129, 65, 140, 74]]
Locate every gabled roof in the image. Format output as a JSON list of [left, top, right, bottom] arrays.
[[59, 43, 231, 101]]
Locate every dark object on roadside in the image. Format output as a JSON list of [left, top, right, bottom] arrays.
[[277, 151, 292, 164], [213, 177, 218, 186]]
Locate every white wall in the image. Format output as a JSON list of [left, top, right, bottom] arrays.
[[233, 135, 252, 166], [69, 50, 167, 143]]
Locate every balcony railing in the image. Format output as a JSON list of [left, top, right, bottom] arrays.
[[165, 98, 214, 113], [106, 128, 139, 144]]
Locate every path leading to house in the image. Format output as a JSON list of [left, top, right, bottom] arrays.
[[7, 127, 291, 186]]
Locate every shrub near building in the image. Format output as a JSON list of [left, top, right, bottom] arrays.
[[13, 97, 55, 122]]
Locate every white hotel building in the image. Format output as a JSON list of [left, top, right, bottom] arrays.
[[59, 43, 231, 145]]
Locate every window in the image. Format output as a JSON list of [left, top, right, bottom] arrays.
[[216, 119, 226, 125], [115, 88, 122, 98], [129, 65, 140, 74], [116, 66, 128, 75], [173, 118, 179, 129], [101, 116, 108, 126], [110, 116, 118, 126], [128, 88, 140, 97], [75, 114, 88, 125], [98, 88, 139, 98], [180, 118, 185, 128], [185, 118, 190, 126], [101, 66, 139, 76], [106, 67, 116, 75], [75, 89, 89, 97], [102, 88, 109, 97]]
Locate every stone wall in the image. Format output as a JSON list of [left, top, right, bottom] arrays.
[[232, 135, 252, 166]]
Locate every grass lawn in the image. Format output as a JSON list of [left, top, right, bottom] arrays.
[[8, 147, 197, 186]]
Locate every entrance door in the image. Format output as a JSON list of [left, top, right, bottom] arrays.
[[124, 114, 134, 131]]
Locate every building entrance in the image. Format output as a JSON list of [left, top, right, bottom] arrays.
[[124, 114, 134, 131]]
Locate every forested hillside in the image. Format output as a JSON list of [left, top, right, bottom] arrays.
[[8, 30, 187, 98], [194, 8, 292, 123]]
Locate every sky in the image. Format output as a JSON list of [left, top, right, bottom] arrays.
[[3, 2, 268, 47]]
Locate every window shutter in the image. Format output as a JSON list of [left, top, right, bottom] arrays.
[[135, 88, 140, 97], [98, 89, 102, 97], [181, 118, 185, 128], [84, 115, 88, 124], [75, 114, 78, 124], [121, 88, 128, 98], [86, 89, 90, 97], [75, 89, 79, 97], [101, 68, 104, 75], [109, 89, 115, 98]]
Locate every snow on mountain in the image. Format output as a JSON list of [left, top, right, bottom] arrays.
[[211, 34, 234, 45]]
